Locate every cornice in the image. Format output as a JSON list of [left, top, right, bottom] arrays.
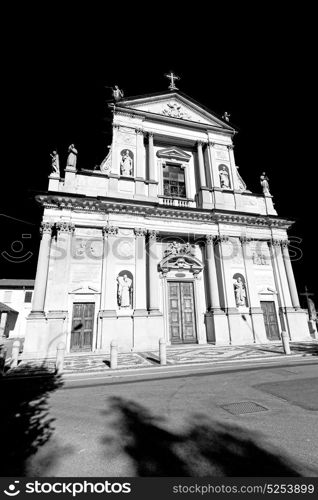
[[36, 193, 293, 230], [115, 107, 235, 136]]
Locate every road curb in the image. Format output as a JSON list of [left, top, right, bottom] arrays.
[[61, 352, 315, 378]]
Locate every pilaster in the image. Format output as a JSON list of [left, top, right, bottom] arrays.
[[134, 227, 147, 313], [148, 230, 160, 314]]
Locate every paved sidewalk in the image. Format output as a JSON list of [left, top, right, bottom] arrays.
[[7, 340, 318, 376]]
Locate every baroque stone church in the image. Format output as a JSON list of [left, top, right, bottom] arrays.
[[23, 76, 311, 359]]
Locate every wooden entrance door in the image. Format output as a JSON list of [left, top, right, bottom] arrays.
[[168, 281, 197, 344], [71, 303, 95, 352], [260, 301, 280, 340]]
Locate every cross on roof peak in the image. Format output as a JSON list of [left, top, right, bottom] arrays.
[[164, 71, 180, 91]]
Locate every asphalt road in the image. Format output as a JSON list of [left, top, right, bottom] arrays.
[[24, 358, 318, 477]]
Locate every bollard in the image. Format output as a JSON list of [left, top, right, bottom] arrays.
[[159, 338, 167, 365], [55, 342, 66, 374], [11, 340, 20, 368], [110, 340, 118, 369], [281, 330, 291, 355]]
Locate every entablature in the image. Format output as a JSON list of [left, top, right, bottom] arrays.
[[37, 193, 294, 230]]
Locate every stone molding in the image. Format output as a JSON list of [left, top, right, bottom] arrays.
[[38, 194, 293, 229]]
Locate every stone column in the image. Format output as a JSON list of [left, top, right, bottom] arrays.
[[197, 141, 207, 187], [148, 133, 155, 181], [100, 225, 109, 310], [31, 222, 53, 313], [205, 235, 229, 344], [104, 225, 119, 311], [240, 237, 260, 307], [205, 235, 221, 310], [227, 145, 239, 190], [240, 236, 267, 343], [135, 128, 146, 196], [51, 222, 75, 310], [282, 240, 301, 308], [134, 228, 147, 313], [197, 141, 211, 207], [148, 230, 160, 314]]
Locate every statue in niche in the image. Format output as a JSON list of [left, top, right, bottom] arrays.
[[234, 276, 247, 307], [120, 149, 133, 176], [219, 165, 230, 188], [50, 150, 60, 175], [117, 274, 132, 308], [66, 144, 78, 169], [260, 172, 270, 195]]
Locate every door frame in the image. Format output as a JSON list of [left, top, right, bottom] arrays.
[[260, 299, 280, 341], [165, 278, 198, 344], [70, 302, 95, 352], [67, 292, 100, 353]]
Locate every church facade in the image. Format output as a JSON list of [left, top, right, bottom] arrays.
[[23, 86, 311, 359]]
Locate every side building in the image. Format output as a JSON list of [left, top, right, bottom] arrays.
[[23, 88, 311, 359], [0, 279, 34, 339]]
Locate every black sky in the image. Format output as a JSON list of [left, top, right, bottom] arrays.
[[1, 10, 316, 304]]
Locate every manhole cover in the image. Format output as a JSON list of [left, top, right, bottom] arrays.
[[220, 401, 268, 415]]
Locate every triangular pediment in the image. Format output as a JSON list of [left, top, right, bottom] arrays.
[[116, 92, 235, 131], [70, 284, 100, 294], [157, 147, 191, 161]]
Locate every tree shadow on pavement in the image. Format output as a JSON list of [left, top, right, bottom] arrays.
[[102, 396, 303, 477], [1, 366, 64, 476]]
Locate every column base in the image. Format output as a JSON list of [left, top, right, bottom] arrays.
[[149, 308, 163, 316], [284, 308, 313, 341], [133, 309, 148, 317], [205, 310, 230, 344]]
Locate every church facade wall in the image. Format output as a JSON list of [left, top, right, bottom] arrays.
[[23, 90, 311, 359]]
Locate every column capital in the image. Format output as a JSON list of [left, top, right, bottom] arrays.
[[227, 144, 235, 150], [206, 234, 217, 245], [196, 140, 207, 147], [135, 127, 144, 135], [134, 227, 147, 238], [40, 221, 53, 235], [148, 132, 154, 138], [281, 239, 290, 249], [239, 236, 252, 245], [271, 238, 283, 247], [57, 222, 75, 234], [148, 229, 158, 241], [102, 224, 118, 237], [218, 235, 229, 243], [208, 141, 216, 147]]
